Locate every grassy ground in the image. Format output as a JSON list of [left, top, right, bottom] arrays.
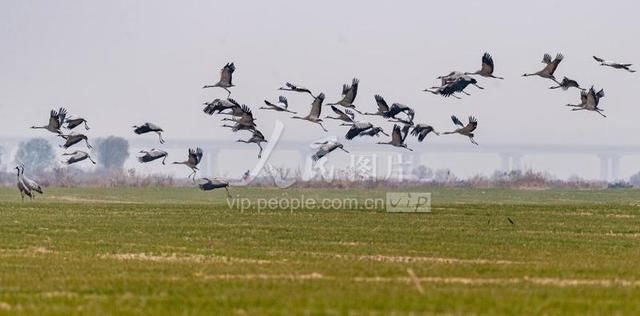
[[1, 187, 640, 314]]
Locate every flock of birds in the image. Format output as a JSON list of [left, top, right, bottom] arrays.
[[15, 54, 635, 200]]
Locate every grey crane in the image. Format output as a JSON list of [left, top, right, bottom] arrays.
[[523, 53, 564, 83], [133, 122, 165, 144], [58, 133, 92, 149], [377, 124, 413, 151], [465, 52, 504, 79], [203, 98, 242, 116], [345, 121, 388, 140], [593, 56, 635, 73], [31, 107, 67, 134], [64, 117, 90, 130], [291, 93, 328, 132], [325, 105, 355, 123], [443, 115, 479, 145], [384, 103, 415, 124], [327, 78, 362, 114], [364, 95, 391, 116], [278, 82, 316, 98], [549, 77, 585, 90], [137, 149, 168, 164], [237, 129, 267, 158], [222, 104, 256, 130], [15, 166, 33, 201], [566, 86, 606, 118], [62, 151, 97, 165], [425, 76, 484, 98], [261, 96, 296, 114], [312, 141, 350, 161], [196, 178, 231, 198], [437, 71, 465, 85], [172, 147, 203, 180], [203, 62, 236, 97], [18, 165, 43, 197], [410, 124, 440, 142]]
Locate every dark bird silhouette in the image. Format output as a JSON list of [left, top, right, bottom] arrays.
[[291, 93, 328, 132], [425, 76, 484, 98], [364, 94, 391, 117], [383, 103, 415, 124], [31, 107, 67, 134], [377, 124, 413, 151], [593, 56, 635, 73], [172, 147, 203, 180], [64, 117, 90, 130], [133, 122, 165, 144], [137, 149, 168, 164], [443, 116, 479, 145], [203, 62, 236, 97], [16, 166, 33, 202], [203, 98, 242, 116], [523, 53, 564, 83], [261, 96, 296, 114], [58, 133, 92, 149], [549, 77, 585, 91], [325, 105, 355, 123], [410, 124, 439, 142], [566, 86, 606, 118], [312, 141, 349, 161], [62, 151, 96, 165], [327, 78, 362, 114], [465, 52, 504, 79], [237, 129, 267, 158], [278, 82, 316, 98], [197, 178, 231, 198]]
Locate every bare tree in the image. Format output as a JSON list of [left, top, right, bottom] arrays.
[[94, 136, 130, 170], [14, 138, 55, 174]]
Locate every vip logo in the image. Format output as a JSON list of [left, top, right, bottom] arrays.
[[386, 192, 432, 213]]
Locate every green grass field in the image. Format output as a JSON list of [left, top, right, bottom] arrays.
[[1, 187, 640, 315]]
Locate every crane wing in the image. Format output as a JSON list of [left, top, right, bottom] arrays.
[[310, 93, 324, 118], [481, 52, 494, 74], [374, 94, 389, 112], [219, 62, 235, 85], [451, 115, 464, 128]]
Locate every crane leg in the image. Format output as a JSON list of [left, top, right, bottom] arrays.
[[317, 122, 328, 132], [224, 87, 232, 97], [257, 144, 263, 159], [225, 187, 231, 199]]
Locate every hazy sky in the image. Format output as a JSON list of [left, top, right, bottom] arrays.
[[1, 0, 639, 179]]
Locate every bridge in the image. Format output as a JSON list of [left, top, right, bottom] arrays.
[[2, 136, 638, 181], [136, 139, 639, 181]]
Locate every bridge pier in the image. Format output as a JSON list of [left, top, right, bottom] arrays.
[[202, 148, 218, 176], [499, 152, 524, 172], [598, 154, 621, 181]]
